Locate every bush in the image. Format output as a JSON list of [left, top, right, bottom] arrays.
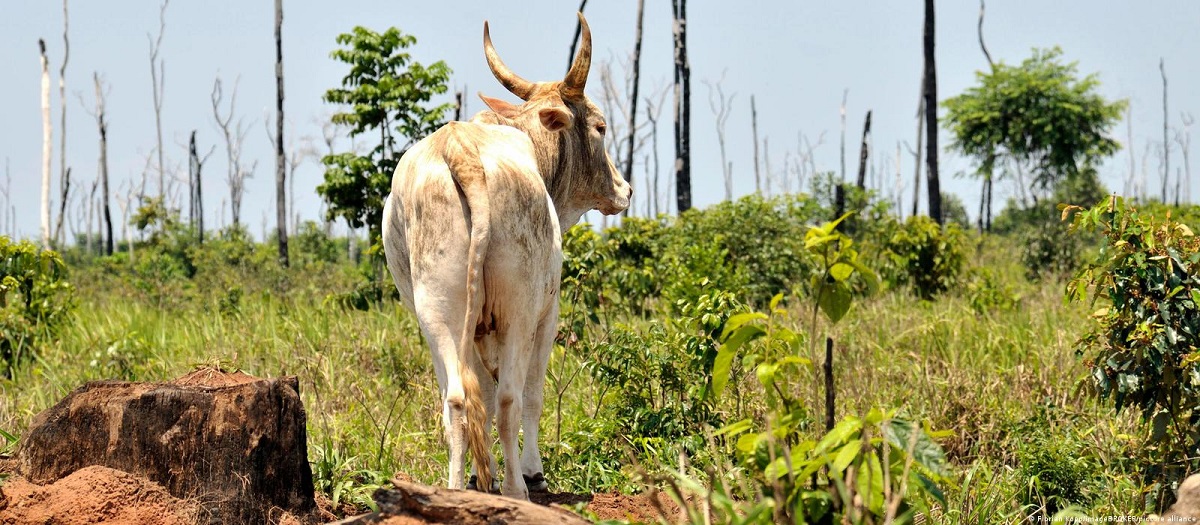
[[1067, 197, 1200, 509], [1020, 221, 1081, 281], [0, 237, 75, 375], [881, 216, 967, 299], [1016, 433, 1099, 515]]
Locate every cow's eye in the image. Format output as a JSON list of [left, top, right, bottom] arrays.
[[596, 123, 606, 135]]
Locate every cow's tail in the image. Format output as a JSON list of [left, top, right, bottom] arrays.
[[442, 123, 492, 492]]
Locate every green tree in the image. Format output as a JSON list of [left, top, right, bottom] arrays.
[[943, 47, 1126, 227], [318, 27, 453, 245]]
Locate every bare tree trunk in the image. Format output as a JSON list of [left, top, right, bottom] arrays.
[[188, 131, 215, 245], [751, 95, 760, 194], [212, 77, 250, 229], [86, 179, 97, 254], [150, 0, 169, 200], [910, 100, 923, 218], [622, 0, 645, 211], [55, 169, 71, 246], [763, 137, 771, 196], [1161, 58, 1169, 203], [923, 0, 942, 224], [55, 0, 70, 247], [671, 0, 691, 213], [840, 89, 848, 184], [90, 73, 114, 255], [39, 39, 53, 249], [1179, 113, 1194, 205], [978, 0, 994, 228], [565, 0, 589, 74], [1126, 104, 1135, 199], [855, 111, 872, 190], [274, 0, 289, 266], [895, 142, 903, 219], [453, 90, 463, 122], [646, 95, 662, 216], [705, 74, 734, 201]]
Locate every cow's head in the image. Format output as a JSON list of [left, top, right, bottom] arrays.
[[477, 13, 631, 226]]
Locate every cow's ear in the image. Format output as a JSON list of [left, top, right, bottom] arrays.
[[479, 93, 521, 119], [537, 106, 572, 132]]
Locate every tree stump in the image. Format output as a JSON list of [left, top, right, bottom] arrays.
[[14, 367, 315, 524], [329, 475, 590, 525]]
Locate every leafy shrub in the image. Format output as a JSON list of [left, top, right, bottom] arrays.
[[1020, 221, 1081, 281], [0, 237, 75, 375], [1066, 197, 1200, 509], [571, 291, 746, 487], [964, 268, 1019, 315], [1016, 433, 1099, 516], [881, 216, 967, 299], [292, 220, 343, 267]]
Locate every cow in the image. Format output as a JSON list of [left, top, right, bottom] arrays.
[[381, 13, 630, 500]]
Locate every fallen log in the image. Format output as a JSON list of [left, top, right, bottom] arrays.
[[330, 475, 589, 525]]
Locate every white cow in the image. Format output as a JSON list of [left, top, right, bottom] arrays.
[[381, 13, 630, 500]]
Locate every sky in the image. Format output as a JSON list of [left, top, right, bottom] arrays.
[[1, 1, 1197, 242]]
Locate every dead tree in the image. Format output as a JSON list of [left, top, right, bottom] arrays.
[[39, 39, 53, 248], [855, 111, 872, 190], [274, 0, 288, 266], [94, 74, 113, 255], [1177, 113, 1194, 205], [910, 101, 924, 217], [644, 87, 668, 216], [840, 89, 848, 184], [1126, 104, 1135, 199], [54, 169, 71, 247], [211, 76, 253, 229], [751, 95, 760, 194], [977, 0, 995, 230], [923, 0, 942, 224], [622, 0, 645, 211], [704, 73, 735, 200], [1161, 58, 1170, 203], [671, 0, 691, 213], [149, 0, 169, 200], [54, 0, 70, 247], [763, 137, 771, 196], [187, 131, 215, 244]]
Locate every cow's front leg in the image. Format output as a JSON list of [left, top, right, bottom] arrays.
[[520, 307, 557, 493]]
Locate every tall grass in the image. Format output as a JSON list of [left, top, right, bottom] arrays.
[[0, 224, 1151, 521]]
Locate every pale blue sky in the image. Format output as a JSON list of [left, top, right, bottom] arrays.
[[1, 1, 1197, 240]]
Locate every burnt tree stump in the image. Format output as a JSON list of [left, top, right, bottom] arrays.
[[329, 475, 590, 525], [14, 367, 315, 524]]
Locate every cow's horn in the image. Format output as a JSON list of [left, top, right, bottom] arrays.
[[560, 12, 591, 100], [483, 21, 535, 100]]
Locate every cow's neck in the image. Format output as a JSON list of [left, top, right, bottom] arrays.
[[474, 110, 588, 230]]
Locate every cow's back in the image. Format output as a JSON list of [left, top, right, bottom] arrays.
[[382, 121, 562, 329]]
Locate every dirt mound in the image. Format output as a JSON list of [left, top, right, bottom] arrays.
[[0, 465, 197, 525], [533, 490, 679, 523]]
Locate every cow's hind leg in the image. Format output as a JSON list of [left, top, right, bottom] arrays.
[[496, 324, 537, 499], [466, 341, 500, 492], [412, 287, 473, 490], [519, 303, 557, 493]]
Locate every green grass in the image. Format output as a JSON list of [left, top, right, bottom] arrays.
[[0, 229, 1153, 522]]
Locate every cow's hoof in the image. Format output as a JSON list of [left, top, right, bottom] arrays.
[[466, 475, 501, 493], [523, 472, 549, 493]]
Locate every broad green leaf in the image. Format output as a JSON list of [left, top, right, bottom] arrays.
[[815, 416, 862, 454], [818, 281, 853, 324], [720, 312, 768, 340], [712, 324, 765, 399], [829, 262, 854, 282], [832, 439, 862, 473]]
